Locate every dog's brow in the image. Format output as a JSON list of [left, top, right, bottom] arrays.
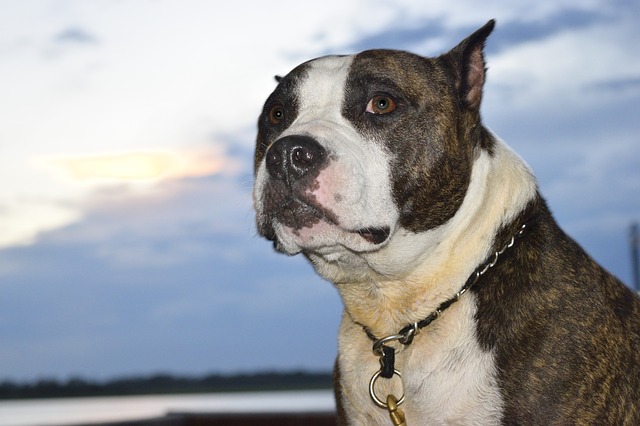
[[358, 75, 402, 92], [353, 75, 418, 107]]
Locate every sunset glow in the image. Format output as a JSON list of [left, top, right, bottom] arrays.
[[44, 149, 238, 185], [56, 152, 174, 181]]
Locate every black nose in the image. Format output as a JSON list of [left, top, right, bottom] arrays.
[[265, 135, 326, 183]]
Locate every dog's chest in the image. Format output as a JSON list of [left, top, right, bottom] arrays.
[[337, 297, 503, 425]]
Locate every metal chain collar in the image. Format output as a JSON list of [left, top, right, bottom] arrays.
[[366, 222, 529, 424]]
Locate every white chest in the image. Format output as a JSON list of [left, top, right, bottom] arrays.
[[337, 297, 503, 425]]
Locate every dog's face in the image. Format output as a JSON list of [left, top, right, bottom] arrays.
[[254, 22, 495, 282]]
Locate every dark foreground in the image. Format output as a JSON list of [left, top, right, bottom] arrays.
[[89, 412, 337, 426]]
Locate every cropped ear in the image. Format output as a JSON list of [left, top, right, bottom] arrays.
[[274, 75, 283, 83], [446, 19, 495, 110]]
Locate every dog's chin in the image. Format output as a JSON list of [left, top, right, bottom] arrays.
[[269, 220, 392, 257]]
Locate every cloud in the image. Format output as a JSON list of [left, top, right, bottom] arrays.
[[42, 148, 241, 185], [340, 19, 447, 54], [545, 137, 640, 216], [485, 8, 605, 54], [51, 152, 188, 182], [341, 6, 605, 56], [53, 27, 99, 45], [585, 76, 640, 94], [0, 145, 246, 250], [0, 199, 81, 249], [28, 171, 252, 267]]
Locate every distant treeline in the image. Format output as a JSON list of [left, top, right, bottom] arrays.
[[0, 371, 333, 400]]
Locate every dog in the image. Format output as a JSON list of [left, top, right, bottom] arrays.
[[253, 20, 640, 425]]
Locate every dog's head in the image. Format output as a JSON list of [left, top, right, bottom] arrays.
[[253, 21, 496, 281]]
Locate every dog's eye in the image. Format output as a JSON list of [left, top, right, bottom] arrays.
[[268, 105, 285, 125], [366, 95, 397, 115]]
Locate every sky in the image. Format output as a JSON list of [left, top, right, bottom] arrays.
[[0, 0, 638, 382]]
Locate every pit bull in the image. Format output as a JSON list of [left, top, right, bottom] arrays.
[[253, 20, 640, 425]]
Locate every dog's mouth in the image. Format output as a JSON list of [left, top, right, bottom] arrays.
[[356, 227, 391, 245], [271, 199, 391, 246], [262, 200, 392, 252], [258, 178, 393, 253]]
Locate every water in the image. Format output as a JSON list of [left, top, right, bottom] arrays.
[[0, 390, 335, 426]]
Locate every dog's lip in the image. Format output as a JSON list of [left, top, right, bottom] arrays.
[[263, 192, 393, 248], [355, 227, 391, 245], [273, 194, 339, 227], [284, 198, 392, 246]]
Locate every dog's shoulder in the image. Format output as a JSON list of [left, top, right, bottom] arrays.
[[474, 198, 640, 423]]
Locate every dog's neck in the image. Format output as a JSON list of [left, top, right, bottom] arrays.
[[323, 136, 538, 338], [364, 220, 530, 347]]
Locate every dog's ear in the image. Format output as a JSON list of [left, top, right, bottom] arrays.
[[445, 19, 495, 110], [274, 75, 283, 83]]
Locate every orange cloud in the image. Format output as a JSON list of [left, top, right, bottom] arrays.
[[43, 149, 241, 185]]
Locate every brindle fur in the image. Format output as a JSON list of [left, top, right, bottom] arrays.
[[475, 198, 640, 424]]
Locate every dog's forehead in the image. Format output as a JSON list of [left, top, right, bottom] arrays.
[[292, 50, 432, 109], [294, 55, 354, 108], [351, 49, 428, 74], [299, 50, 428, 81], [305, 54, 354, 75]]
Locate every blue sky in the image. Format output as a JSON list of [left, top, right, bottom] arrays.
[[0, 0, 639, 381]]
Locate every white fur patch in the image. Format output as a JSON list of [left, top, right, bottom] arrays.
[[338, 296, 503, 425]]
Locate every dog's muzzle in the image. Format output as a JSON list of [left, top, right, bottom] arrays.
[[256, 134, 392, 254], [257, 134, 333, 246]]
